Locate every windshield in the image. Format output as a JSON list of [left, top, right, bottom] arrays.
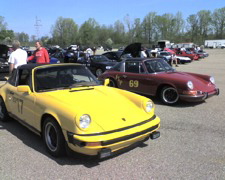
[[34, 65, 99, 92], [144, 59, 174, 73]]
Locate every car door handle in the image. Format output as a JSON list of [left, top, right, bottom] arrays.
[[9, 91, 14, 95], [122, 75, 127, 78]]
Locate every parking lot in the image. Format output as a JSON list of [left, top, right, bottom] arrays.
[[0, 49, 224, 179]]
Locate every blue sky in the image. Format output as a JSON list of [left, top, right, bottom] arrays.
[[1, 0, 224, 37]]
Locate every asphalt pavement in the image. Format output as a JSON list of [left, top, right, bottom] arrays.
[[0, 49, 225, 179]]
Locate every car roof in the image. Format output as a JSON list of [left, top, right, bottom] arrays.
[[122, 57, 161, 62], [18, 63, 82, 70]]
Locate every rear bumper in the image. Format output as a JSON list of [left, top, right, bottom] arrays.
[[179, 88, 219, 102], [66, 115, 160, 157]]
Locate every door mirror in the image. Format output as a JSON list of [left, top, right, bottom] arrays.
[[17, 85, 31, 94], [104, 79, 110, 86]]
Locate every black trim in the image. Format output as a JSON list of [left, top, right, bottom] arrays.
[[8, 112, 41, 135], [74, 114, 156, 136], [102, 124, 159, 146], [67, 132, 86, 147]]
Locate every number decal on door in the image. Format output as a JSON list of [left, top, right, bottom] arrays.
[[129, 80, 139, 87]]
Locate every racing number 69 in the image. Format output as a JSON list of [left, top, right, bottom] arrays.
[[129, 80, 139, 87]]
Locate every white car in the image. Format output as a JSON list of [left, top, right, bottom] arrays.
[[175, 55, 191, 64]]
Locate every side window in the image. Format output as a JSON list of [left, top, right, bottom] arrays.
[[18, 69, 30, 86], [125, 62, 140, 73], [140, 64, 145, 73], [8, 69, 17, 86]]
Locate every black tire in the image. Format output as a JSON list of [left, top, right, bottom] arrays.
[[160, 86, 179, 105], [109, 79, 117, 87], [95, 68, 103, 77], [42, 117, 66, 157], [0, 97, 10, 122]]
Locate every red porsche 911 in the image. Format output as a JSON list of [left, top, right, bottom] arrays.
[[99, 58, 219, 105]]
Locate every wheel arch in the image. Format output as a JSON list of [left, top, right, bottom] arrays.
[[40, 113, 61, 136], [156, 83, 176, 97]]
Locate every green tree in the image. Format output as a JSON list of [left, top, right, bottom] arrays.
[[142, 12, 157, 45], [112, 20, 125, 45], [78, 18, 99, 46], [15, 32, 29, 45], [197, 10, 212, 44], [51, 16, 78, 47], [0, 30, 14, 44], [0, 16, 7, 31], [211, 7, 225, 39], [186, 14, 199, 42]]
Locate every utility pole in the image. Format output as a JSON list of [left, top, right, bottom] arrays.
[[34, 16, 42, 40]]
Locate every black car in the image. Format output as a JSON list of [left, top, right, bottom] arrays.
[[86, 55, 118, 76], [102, 51, 132, 62], [0, 44, 10, 73]]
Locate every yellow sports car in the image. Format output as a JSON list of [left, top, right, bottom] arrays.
[[0, 63, 160, 158]]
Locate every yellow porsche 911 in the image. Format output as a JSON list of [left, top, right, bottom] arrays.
[[0, 63, 160, 158]]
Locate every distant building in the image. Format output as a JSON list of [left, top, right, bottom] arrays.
[[204, 39, 225, 49]]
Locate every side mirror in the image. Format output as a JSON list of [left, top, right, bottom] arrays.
[[104, 78, 110, 86], [17, 85, 31, 94]]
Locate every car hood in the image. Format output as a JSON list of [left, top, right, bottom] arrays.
[[159, 71, 215, 91], [42, 86, 152, 131], [0, 44, 9, 59], [120, 43, 142, 58]]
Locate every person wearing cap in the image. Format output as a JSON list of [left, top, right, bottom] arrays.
[[8, 40, 27, 75]]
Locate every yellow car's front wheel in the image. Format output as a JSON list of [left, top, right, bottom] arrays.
[[0, 97, 10, 122], [42, 117, 66, 157]]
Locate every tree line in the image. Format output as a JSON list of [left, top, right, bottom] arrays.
[[1, 7, 225, 48]]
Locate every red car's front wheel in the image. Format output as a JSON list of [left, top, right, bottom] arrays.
[[160, 86, 179, 105]]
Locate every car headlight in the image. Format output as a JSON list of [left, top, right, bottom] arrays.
[[106, 66, 112, 70], [187, 81, 194, 90], [79, 114, 91, 129], [210, 76, 215, 84], [145, 100, 154, 113]]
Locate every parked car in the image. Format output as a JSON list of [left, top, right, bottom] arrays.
[[99, 58, 219, 105], [102, 51, 132, 62], [0, 63, 160, 158], [175, 55, 192, 64], [0, 44, 10, 73], [176, 50, 199, 60], [157, 51, 172, 63], [50, 50, 66, 63], [86, 55, 118, 76], [195, 50, 209, 58]]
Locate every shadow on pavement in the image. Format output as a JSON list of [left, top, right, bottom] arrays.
[[0, 118, 150, 168]]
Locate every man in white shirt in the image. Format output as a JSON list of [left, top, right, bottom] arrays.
[[8, 40, 27, 75], [140, 47, 147, 58]]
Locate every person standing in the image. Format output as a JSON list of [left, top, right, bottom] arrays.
[[171, 53, 178, 67], [140, 47, 147, 58], [28, 41, 50, 64], [8, 40, 27, 75]]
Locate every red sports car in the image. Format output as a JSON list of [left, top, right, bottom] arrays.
[[175, 50, 199, 60], [99, 58, 219, 105]]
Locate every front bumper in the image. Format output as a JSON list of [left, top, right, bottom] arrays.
[[66, 114, 160, 158], [179, 88, 219, 102]]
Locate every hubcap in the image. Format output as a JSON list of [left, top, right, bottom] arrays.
[[96, 69, 103, 76], [109, 80, 116, 87], [45, 122, 57, 152], [163, 88, 179, 104], [0, 105, 4, 119]]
